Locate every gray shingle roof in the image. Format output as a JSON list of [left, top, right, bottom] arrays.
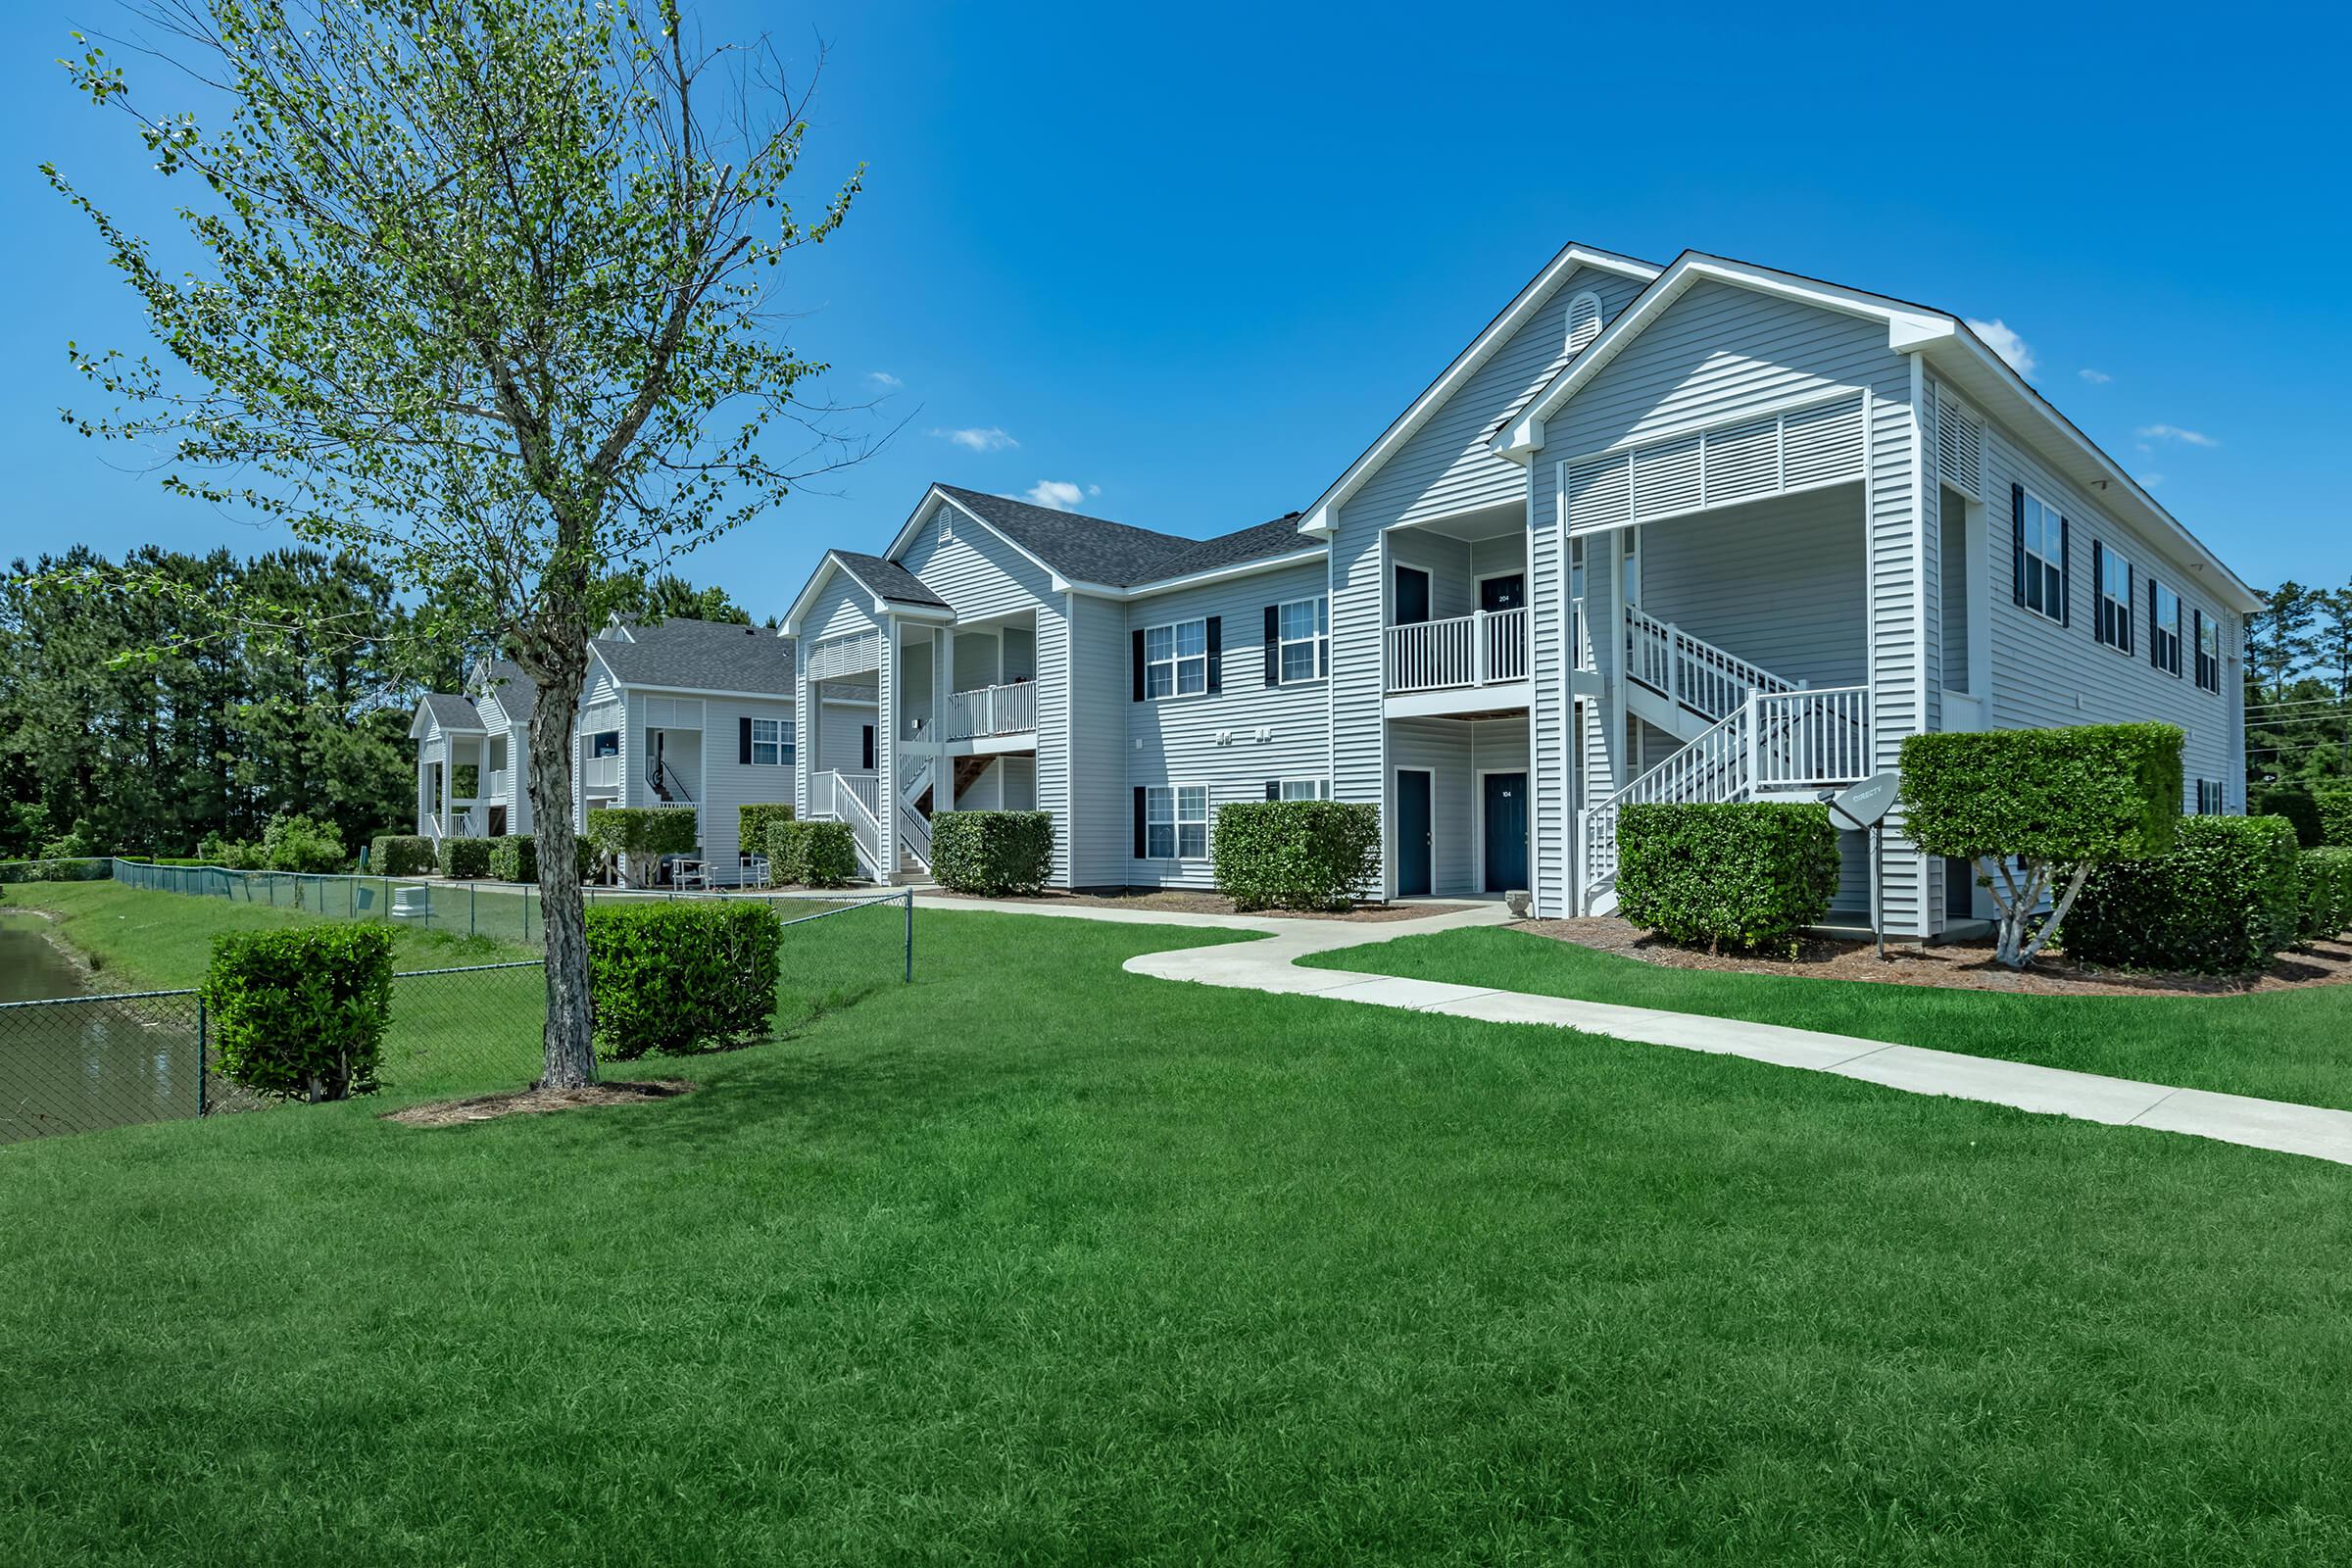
[[591, 617, 797, 696], [832, 551, 951, 609], [934, 485, 1310, 588], [475, 658, 536, 723], [418, 693, 484, 733]]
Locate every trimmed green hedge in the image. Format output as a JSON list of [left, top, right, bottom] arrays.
[[438, 836, 493, 880], [489, 834, 537, 883], [739, 803, 795, 866], [371, 835, 435, 878], [200, 924, 395, 1102], [1899, 724, 2182, 863], [2317, 785, 2352, 849], [1616, 801, 1840, 955], [2065, 816, 2302, 974], [931, 811, 1053, 896], [2300, 847, 2352, 942], [2254, 785, 2325, 849], [584, 902, 781, 1059], [765, 818, 860, 888], [1210, 801, 1380, 912]]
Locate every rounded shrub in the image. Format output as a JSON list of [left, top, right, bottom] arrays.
[[586, 806, 699, 888], [371, 834, 435, 878], [1616, 801, 1840, 955], [763, 817, 859, 887], [931, 810, 1053, 896], [1211, 801, 1380, 911], [739, 803, 795, 870], [438, 836, 494, 880], [585, 902, 781, 1058], [2065, 815, 2302, 974], [200, 923, 395, 1102], [261, 812, 347, 873], [2316, 784, 2352, 850], [2300, 847, 2352, 941]]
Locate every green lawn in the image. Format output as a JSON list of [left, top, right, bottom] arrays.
[[6, 890, 2352, 1562], [1305, 925, 2352, 1113]]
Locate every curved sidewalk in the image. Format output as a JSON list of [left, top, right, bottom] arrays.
[[936, 899, 2352, 1170]]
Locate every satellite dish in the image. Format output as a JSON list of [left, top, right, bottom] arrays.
[[1827, 771, 1900, 832]]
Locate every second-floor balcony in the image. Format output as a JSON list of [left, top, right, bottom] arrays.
[[1385, 606, 1529, 695], [944, 680, 1037, 742]]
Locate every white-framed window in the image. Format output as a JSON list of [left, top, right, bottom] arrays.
[[2095, 542, 2134, 652], [1146, 784, 1209, 858], [2150, 582, 2182, 676], [1278, 597, 1328, 684], [591, 730, 620, 759], [1145, 618, 1208, 699], [750, 717, 794, 766], [1565, 290, 1603, 354], [1277, 779, 1331, 801], [2194, 778, 2229, 815], [2195, 611, 2224, 693], [2020, 491, 2065, 621]]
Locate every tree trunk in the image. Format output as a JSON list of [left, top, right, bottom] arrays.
[[528, 675, 598, 1090]]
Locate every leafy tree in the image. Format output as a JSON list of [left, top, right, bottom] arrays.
[[608, 572, 755, 627], [51, 1, 865, 1088], [2248, 582, 2320, 708]]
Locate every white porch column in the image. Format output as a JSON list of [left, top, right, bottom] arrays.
[[877, 617, 900, 879], [932, 626, 956, 815], [416, 758, 430, 835]]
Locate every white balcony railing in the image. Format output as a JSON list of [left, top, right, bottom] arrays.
[[1754, 685, 1872, 790], [945, 680, 1038, 740], [1385, 607, 1529, 694], [583, 754, 620, 790], [487, 767, 513, 801]]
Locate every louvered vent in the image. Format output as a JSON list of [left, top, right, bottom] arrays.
[[807, 631, 885, 679], [1565, 291, 1603, 354], [1932, 383, 1984, 501], [1560, 392, 1868, 536]]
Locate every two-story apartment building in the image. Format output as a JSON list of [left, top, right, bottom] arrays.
[[414, 617, 798, 881], [796, 241, 2266, 940]]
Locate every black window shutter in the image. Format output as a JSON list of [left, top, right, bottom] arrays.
[[2058, 515, 2072, 627], [2123, 564, 2133, 655], [2090, 541, 2104, 642], [2193, 607, 2205, 686], [2010, 483, 2026, 606], [1265, 780, 1279, 801], [1205, 616, 1222, 694], [1131, 629, 1146, 702], [738, 715, 753, 764], [1263, 606, 1280, 686], [1132, 787, 1147, 858], [861, 725, 875, 770]]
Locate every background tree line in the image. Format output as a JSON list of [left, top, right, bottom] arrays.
[[1, 548, 753, 862], [2244, 581, 2352, 801]]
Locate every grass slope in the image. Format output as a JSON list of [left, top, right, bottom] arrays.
[[1305, 926, 2352, 1113], [4, 895, 2352, 1562]]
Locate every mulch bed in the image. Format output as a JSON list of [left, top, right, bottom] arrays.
[[926, 889, 1477, 922], [385, 1079, 696, 1128], [1512, 917, 2352, 997]]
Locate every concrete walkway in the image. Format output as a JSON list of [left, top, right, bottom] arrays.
[[918, 895, 2352, 1169]]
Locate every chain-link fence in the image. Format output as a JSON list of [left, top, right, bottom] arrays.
[[1, 889, 914, 1143]]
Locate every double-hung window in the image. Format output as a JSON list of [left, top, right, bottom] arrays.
[[1146, 784, 1209, 858], [2020, 492, 2065, 621], [2095, 542, 2134, 653], [1145, 618, 1208, 699], [1278, 597, 1328, 684], [2149, 582, 2182, 676], [750, 717, 793, 766], [2195, 612, 2224, 693]]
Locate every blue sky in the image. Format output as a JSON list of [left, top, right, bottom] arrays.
[[3, 0, 2345, 612]]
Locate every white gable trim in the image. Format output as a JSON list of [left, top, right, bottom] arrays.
[[1058, 547, 1330, 603], [779, 550, 955, 636], [1296, 242, 1661, 535], [882, 485, 1065, 587], [1492, 252, 1950, 461], [1493, 250, 2260, 613]]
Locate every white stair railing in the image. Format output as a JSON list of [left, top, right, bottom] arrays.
[[1624, 604, 1800, 722], [898, 801, 932, 870], [1752, 686, 1872, 789], [1582, 701, 1753, 890], [824, 772, 885, 880]]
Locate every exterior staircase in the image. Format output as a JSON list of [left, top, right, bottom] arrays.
[[1581, 605, 1870, 915]]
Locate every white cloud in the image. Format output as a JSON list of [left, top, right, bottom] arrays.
[[1024, 480, 1090, 511], [1965, 318, 2037, 377], [932, 426, 1017, 453], [2140, 472, 2166, 487], [2078, 368, 2112, 384], [2136, 422, 2219, 449], [865, 370, 903, 389]]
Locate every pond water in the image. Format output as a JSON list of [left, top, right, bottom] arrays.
[[0, 914, 202, 1140]]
